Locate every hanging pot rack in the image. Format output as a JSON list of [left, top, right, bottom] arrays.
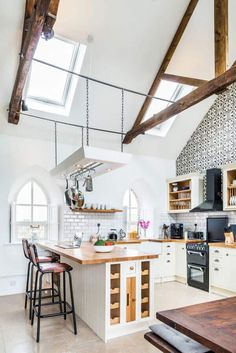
[[14, 56, 174, 179]]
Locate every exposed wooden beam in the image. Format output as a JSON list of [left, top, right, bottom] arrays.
[[214, 0, 228, 77], [130, 0, 199, 130], [8, 0, 60, 124], [162, 73, 207, 87], [123, 65, 236, 144]]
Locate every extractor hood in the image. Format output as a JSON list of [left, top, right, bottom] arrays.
[[190, 168, 223, 212], [50, 146, 132, 179]]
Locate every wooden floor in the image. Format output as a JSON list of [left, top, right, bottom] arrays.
[[0, 282, 221, 353]]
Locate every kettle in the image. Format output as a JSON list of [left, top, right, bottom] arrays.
[[108, 229, 118, 241]]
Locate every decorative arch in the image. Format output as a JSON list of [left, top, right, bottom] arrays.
[[8, 165, 64, 242]]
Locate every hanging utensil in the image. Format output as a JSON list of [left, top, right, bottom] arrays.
[[64, 179, 72, 206], [83, 172, 93, 192]]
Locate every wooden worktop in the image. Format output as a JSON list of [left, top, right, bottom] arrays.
[[116, 238, 205, 244], [37, 241, 158, 265], [208, 242, 236, 249]]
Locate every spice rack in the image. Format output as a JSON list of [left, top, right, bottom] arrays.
[[167, 174, 203, 213], [110, 264, 121, 325], [141, 262, 150, 319]]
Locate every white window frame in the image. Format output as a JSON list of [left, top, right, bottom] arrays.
[[11, 180, 49, 243], [25, 35, 87, 116], [145, 81, 193, 137], [123, 188, 140, 233]]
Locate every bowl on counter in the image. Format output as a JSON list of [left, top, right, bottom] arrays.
[[94, 245, 114, 253]]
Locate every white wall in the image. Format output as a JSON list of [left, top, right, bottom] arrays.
[[0, 131, 175, 295]]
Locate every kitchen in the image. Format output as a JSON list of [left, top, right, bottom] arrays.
[[1, 0, 236, 353]]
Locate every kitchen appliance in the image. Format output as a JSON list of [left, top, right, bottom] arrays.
[[207, 216, 228, 242], [187, 223, 204, 240], [187, 242, 209, 292], [187, 231, 204, 240], [190, 168, 223, 212], [108, 229, 118, 241], [170, 223, 183, 239]]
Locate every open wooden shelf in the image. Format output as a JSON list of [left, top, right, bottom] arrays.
[[169, 198, 191, 202], [169, 189, 191, 194], [110, 317, 120, 325], [110, 302, 120, 310], [110, 287, 120, 294], [141, 269, 149, 276], [110, 264, 121, 325], [71, 208, 123, 214], [141, 262, 150, 319], [141, 310, 149, 318], [226, 169, 236, 209], [110, 273, 120, 280]]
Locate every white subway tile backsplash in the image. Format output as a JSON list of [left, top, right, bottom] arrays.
[[63, 207, 124, 241]]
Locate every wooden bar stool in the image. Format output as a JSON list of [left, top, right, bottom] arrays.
[[29, 243, 77, 343], [22, 238, 57, 320]]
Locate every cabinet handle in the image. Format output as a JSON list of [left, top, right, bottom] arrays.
[[214, 259, 219, 262], [167, 253, 171, 255], [182, 248, 185, 250], [167, 245, 171, 248], [130, 266, 134, 271], [214, 250, 219, 253], [214, 268, 219, 271], [127, 293, 129, 306], [167, 260, 171, 263], [226, 253, 229, 256]]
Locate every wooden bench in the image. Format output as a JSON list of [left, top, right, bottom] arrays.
[[144, 332, 214, 353]]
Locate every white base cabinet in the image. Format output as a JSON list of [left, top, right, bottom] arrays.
[[175, 243, 187, 282], [210, 247, 236, 294], [117, 242, 187, 284]]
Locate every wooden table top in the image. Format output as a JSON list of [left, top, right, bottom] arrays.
[[37, 241, 158, 265], [156, 297, 236, 353]]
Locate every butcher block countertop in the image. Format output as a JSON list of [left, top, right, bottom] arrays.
[[37, 241, 158, 265], [208, 242, 236, 249], [116, 239, 205, 244]]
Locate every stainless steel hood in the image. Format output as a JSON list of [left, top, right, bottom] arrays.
[[190, 168, 223, 212], [50, 146, 132, 179]]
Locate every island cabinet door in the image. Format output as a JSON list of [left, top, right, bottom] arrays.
[[126, 277, 136, 322]]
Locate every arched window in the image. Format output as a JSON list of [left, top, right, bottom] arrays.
[[12, 181, 48, 242], [123, 188, 140, 233]]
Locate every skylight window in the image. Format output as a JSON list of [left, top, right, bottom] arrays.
[[144, 80, 193, 137], [26, 36, 86, 115]]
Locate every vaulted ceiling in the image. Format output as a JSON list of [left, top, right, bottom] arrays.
[[1, 0, 236, 159]]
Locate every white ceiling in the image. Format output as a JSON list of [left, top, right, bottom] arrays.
[[0, 0, 236, 159]]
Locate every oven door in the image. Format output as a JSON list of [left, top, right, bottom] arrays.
[[187, 250, 207, 266], [187, 264, 209, 292]]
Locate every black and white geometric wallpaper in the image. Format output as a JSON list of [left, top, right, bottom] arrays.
[[176, 83, 236, 176]]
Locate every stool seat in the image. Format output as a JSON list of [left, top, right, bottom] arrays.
[[39, 262, 73, 273], [38, 256, 54, 263]]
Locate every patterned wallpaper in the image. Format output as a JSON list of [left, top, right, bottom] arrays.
[[176, 83, 236, 175]]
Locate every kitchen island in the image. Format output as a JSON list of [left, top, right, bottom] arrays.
[[38, 242, 158, 342]]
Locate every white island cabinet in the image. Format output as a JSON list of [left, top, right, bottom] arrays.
[[37, 242, 157, 342]]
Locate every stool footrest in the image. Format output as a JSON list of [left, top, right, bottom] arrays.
[[33, 301, 73, 319], [26, 288, 59, 300]]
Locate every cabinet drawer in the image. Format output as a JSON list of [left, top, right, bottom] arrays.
[[211, 257, 223, 265], [210, 247, 224, 257], [125, 261, 136, 276], [162, 243, 175, 251]]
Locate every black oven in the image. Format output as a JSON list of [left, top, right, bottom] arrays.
[[187, 243, 209, 292]]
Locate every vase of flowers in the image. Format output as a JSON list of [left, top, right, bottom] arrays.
[[138, 219, 150, 238]]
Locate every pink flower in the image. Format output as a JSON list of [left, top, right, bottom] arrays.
[[139, 220, 150, 230]]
